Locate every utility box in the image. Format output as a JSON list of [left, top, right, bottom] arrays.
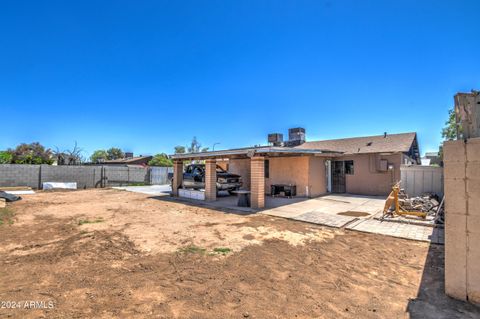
[[268, 133, 284, 146]]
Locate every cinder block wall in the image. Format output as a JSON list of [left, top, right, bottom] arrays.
[[0, 164, 151, 189], [444, 137, 480, 304], [128, 167, 149, 183], [41, 165, 101, 189], [104, 166, 148, 185], [0, 164, 40, 188]]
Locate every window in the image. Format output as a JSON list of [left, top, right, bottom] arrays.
[[345, 160, 354, 175], [264, 159, 270, 178]]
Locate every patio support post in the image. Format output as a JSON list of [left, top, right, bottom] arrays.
[[250, 156, 265, 209], [205, 159, 217, 201], [172, 160, 183, 196]]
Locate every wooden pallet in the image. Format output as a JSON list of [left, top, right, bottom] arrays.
[[0, 186, 32, 191]]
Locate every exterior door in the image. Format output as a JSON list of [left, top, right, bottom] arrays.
[[332, 161, 346, 193]]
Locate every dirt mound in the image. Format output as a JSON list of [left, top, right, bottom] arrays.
[[6, 230, 140, 265]]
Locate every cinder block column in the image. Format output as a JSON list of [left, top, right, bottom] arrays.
[[250, 156, 265, 209], [172, 161, 183, 196], [444, 140, 468, 301], [466, 137, 480, 303], [205, 159, 217, 201]]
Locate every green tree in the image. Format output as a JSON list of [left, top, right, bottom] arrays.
[[90, 150, 108, 163], [106, 147, 124, 160], [11, 142, 53, 164], [439, 108, 462, 164], [438, 145, 444, 163], [0, 151, 13, 164], [148, 153, 173, 167], [441, 108, 460, 141], [174, 146, 186, 154]]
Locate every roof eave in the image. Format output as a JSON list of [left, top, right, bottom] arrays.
[[170, 147, 343, 160]]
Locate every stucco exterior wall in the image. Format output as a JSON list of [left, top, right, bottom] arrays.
[[228, 158, 251, 189], [229, 156, 327, 197], [216, 160, 229, 171], [229, 153, 400, 197], [340, 153, 402, 196], [266, 156, 310, 196], [308, 156, 327, 197]]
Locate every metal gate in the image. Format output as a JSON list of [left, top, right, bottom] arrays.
[[332, 161, 346, 193], [150, 167, 173, 185]]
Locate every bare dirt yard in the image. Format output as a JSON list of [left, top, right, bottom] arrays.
[[1, 189, 479, 319]]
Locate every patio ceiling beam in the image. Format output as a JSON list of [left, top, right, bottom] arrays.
[[170, 147, 343, 161]]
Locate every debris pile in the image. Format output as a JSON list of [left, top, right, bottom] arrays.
[[398, 190, 444, 224]]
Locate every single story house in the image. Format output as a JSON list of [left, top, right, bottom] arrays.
[[421, 151, 441, 166], [101, 155, 153, 167], [170, 128, 420, 209]]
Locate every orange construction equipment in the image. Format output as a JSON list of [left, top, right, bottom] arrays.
[[382, 182, 427, 219]]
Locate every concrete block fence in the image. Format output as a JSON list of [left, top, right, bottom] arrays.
[[0, 164, 40, 189], [444, 137, 480, 304], [0, 164, 156, 189]]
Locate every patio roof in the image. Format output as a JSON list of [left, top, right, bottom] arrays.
[[170, 146, 343, 161]]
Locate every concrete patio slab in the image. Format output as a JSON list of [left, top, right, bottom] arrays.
[[113, 185, 172, 196], [346, 218, 444, 244], [293, 211, 357, 228], [260, 193, 443, 244], [262, 194, 384, 220]]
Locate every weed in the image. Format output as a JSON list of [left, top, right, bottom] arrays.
[[78, 217, 104, 225], [213, 247, 232, 255], [0, 208, 15, 226], [178, 245, 206, 254]]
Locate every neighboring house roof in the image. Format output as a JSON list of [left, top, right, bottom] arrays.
[[102, 156, 153, 165], [295, 132, 417, 155]]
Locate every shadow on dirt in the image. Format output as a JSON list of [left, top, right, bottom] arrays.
[[406, 242, 480, 319]]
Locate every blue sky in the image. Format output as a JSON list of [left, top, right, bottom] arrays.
[[1, 0, 478, 158]]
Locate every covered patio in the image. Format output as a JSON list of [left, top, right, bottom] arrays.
[[170, 146, 341, 209]]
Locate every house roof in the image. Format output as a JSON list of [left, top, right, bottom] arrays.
[[102, 156, 153, 165], [295, 132, 417, 155]]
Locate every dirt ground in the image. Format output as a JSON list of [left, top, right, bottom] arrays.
[[0, 189, 479, 319]]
